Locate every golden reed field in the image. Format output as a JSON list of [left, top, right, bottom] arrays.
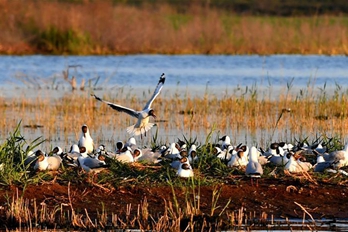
[[0, 0, 347, 55], [1, 85, 348, 150]]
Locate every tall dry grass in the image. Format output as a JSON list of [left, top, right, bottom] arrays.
[[2, 185, 265, 230], [2, 184, 324, 230], [0, 0, 347, 55], [1, 83, 348, 151]]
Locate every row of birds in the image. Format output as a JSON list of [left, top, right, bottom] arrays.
[[23, 124, 348, 179], [214, 135, 348, 176], [23, 124, 193, 177]]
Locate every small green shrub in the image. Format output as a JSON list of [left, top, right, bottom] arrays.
[[34, 26, 93, 54]]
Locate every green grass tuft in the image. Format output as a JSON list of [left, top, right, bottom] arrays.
[[0, 122, 45, 186]]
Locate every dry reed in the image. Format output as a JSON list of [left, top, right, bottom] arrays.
[[1, 83, 348, 152], [2, 185, 261, 230], [0, 1, 347, 55]]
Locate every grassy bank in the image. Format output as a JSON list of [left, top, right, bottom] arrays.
[[0, 1, 347, 55]]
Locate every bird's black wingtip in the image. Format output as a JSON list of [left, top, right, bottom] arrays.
[[159, 73, 166, 84], [92, 94, 102, 101]]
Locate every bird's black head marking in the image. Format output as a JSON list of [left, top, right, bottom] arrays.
[[149, 109, 156, 118]]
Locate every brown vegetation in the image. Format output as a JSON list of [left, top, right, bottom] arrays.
[[0, 0, 347, 55], [1, 177, 347, 230]]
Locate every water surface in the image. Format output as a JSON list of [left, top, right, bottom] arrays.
[[1, 55, 347, 99]]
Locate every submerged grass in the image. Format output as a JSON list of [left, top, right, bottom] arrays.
[[2, 81, 348, 151]]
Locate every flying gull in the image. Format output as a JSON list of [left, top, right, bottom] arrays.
[[93, 73, 165, 138]]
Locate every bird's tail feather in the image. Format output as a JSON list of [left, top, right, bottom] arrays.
[[127, 123, 155, 136]]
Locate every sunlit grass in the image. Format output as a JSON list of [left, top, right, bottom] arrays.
[[1, 82, 348, 151], [0, 122, 46, 186], [0, 1, 348, 55], [2, 183, 257, 231]]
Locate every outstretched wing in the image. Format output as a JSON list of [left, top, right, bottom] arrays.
[[143, 73, 166, 110], [93, 94, 139, 118]]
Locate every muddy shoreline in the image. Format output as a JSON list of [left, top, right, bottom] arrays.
[[1, 175, 347, 230]]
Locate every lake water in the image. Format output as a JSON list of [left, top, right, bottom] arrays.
[[0, 55, 348, 99]]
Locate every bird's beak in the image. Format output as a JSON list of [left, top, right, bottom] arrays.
[[152, 113, 157, 118]]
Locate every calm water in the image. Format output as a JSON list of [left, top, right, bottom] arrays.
[[0, 55, 348, 98]]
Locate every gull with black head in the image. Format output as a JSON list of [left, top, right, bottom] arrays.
[[93, 73, 165, 138], [78, 124, 94, 154]]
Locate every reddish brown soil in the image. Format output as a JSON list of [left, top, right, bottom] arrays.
[[0, 176, 347, 229]]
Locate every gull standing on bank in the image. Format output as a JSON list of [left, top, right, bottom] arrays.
[[93, 73, 165, 137], [246, 146, 263, 177], [78, 124, 94, 154]]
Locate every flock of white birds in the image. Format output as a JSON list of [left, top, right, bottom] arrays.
[[25, 124, 194, 178], [19, 74, 348, 180], [213, 135, 348, 177], [24, 123, 348, 180]]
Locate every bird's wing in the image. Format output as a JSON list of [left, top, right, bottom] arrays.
[[93, 94, 139, 118], [143, 73, 166, 110], [330, 150, 345, 161], [83, 158, 104, 168]]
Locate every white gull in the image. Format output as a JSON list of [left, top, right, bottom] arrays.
[[78, 124, 94, 154], [93, 73, 165, 138]]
